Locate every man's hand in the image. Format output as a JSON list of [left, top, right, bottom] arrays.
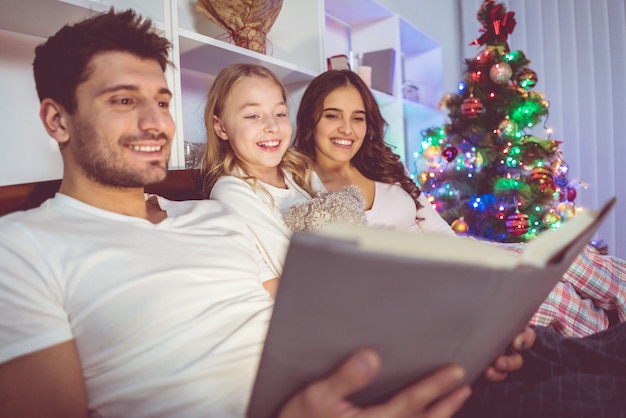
[[484, 326, 536, 381], [279, 349, 471, 418]]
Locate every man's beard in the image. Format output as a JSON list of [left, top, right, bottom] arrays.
[[70, 118, 170, 188]]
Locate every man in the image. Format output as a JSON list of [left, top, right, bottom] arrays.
[[0, 8, 532, 417]]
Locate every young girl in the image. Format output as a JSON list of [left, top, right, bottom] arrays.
[[293, 69, 454, 235], [202, 64, 316, 283]]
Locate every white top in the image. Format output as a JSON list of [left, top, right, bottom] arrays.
[[366, 182, 456, 236], [312, 173, 455, 236], [0, 194, 275, 417], [210, 172, 313, 277]]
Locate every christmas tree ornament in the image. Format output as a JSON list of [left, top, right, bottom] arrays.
[[463, 149, 479, 167], [506, 211, 530, 236], [417, 172, 429, 185], [543, 210, 561, 229], [442, 146, 458, 162], [516, 68, 538, 90], [451, 217, 469, 235], [470, 0, 517, 50], [566, 186, 577, 202], [556, 201, 576, 220], [422, 145, 443, 168], [461, 96, 484, 117], [530, 166, 554, 192], [498, 117, 518, 136], [489, 62, 513, 84]]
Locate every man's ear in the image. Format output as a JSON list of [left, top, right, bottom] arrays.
[[39, 98, 71, 145], [213, 115, 229, 141]]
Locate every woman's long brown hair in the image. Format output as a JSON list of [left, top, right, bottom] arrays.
[[293, 69, 422, 210]]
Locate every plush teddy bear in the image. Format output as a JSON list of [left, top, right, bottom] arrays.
[[283, 185, 367, 232]]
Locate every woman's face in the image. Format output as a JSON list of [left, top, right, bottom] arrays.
[[313, 85, 367, 165], [213, 75, 291, 179]]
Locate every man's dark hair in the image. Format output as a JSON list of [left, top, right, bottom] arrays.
[[33, 8, 172, 113]]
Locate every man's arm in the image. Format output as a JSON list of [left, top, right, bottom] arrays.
[[0, 340, 88, 417], [279, 349, 471, 418]]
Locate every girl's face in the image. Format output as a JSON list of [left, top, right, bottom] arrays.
[[313, 85, 367, 166], [213, 75, 292, 180]]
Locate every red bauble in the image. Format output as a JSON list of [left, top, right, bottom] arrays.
[[566, 186, 577, 202], [530, 166, 554, 192], [461, 97, 484, 117], [506, 212, 530, 236], [530, 166, 551, 179], [442, 146, 458, 162]]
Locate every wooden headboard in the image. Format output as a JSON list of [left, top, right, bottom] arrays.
[[0, 169, 204, 217]]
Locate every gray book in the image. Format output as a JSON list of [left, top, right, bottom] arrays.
[[246, 197, 616, 418]]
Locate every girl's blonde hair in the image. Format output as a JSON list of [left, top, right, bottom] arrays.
[[201, 63, 315, 198]]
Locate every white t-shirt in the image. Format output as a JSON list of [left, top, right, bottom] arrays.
[[210, 172, 312, 277], [0, 194, 275, 417]]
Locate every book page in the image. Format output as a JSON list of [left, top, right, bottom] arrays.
[[318, 197, 615, 269], [520, 198, 615, 266], [317, 223, 521, 269]]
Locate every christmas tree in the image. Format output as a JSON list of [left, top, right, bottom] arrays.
[[414, 0, 580, 243]]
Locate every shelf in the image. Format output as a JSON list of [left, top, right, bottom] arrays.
[[176, 0, 323, 77], [60, 0, 164, 22], [0, 0, 442, 182], [178, 31, 317, 87], [399, 18, 439, 55], [403, 100, 445, 120], [325, 0, 393, 26], [0, 0, 99, 39], [324, 0, 443, 167]]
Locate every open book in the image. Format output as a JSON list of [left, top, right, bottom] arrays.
[[247, 197, 616, 418]]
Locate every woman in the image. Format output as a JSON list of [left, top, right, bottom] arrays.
[[293, 69, 454, 235]]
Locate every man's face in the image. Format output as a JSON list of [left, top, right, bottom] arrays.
[[66, 51, 175, 188]]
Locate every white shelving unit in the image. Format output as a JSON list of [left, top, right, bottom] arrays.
[[172, 0, 322, 168], [0, 0, 443, 185], [324, 0, 445, 168]]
